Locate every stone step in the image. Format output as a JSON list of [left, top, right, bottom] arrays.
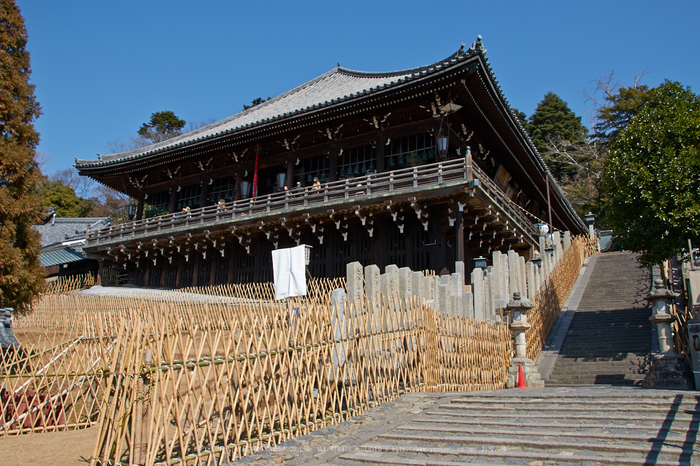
[[551, 359, 648, 367], [397, 423, 695, 445], [337, 431, 693, 466], [338, 449, 686, 466], [429, 405, 700, 422], [414, 415, 700, 434], [448, 397, 699, 407], [546, 377, 646, 386], [548, 366, 649, 374]]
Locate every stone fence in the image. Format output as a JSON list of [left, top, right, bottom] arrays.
[[345, 231, 572, 321]]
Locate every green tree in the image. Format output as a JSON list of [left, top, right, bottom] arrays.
[[39, 180, 93, 217], [137, 110, 185, 143], [528, 92, 588, 182], [243, 97, 270, 110], [0, 0, 45, 314], [603, 81, 700, 266]]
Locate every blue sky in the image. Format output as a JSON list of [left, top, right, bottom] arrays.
[[16, 1, 700, 175]]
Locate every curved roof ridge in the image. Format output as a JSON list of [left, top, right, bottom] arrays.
[[336, 49, 463, 77]]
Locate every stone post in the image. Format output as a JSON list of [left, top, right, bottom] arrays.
[[526, 261, 536, 300], [505, 292, 544, 388], [346, 262, 364, 303], [471, 267, 484, 321], [365, 264, 381, 300], [552, 231, 562, 265], [411, 271, 424, 298], [399, 267, 412, 298]]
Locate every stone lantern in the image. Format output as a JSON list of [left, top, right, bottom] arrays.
[[646, 278, 677, 354], [643, 278, 693, 389], [585, 212, 596, 238], [505, 292, 544, 388]]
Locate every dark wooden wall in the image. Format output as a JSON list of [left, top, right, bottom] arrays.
[[129, 203, 479, 288]]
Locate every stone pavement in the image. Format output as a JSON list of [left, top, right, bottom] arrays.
[[231, 386, 699, 465]]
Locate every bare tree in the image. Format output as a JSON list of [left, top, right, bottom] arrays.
[[186, 118, 216, 132], [542, 131, 606, 219], [89, 184, 130, 222], [49, 167, 96, 199]]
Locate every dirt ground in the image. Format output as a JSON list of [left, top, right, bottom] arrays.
[[0, 427, 96, 466]]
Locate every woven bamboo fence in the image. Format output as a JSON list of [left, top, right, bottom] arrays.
[[0, 327, 111, 436], [42, 272, 96, 295], [525, 235, 598, 363], [179, 276, 345, 303], [2, 236, 596, 464], [87, 294, 510, 465]]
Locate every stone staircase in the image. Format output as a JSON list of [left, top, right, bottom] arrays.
[[546, 252, 653, 386], [333, 388, 700, 465]]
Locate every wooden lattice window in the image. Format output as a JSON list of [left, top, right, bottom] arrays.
[[209, 176, 236, 203], [299, 156, 328, 186], [176, 184, 201, 210], [386, 133, 436, 170], [144, 191, 169, 217], [338, 145, 375, 179]]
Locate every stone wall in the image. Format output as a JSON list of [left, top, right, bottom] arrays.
[[346, 231, 571, 321]]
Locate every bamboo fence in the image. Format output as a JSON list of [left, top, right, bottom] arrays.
[[0, 328, 111, 435], [88, 294, 510, 465], [1, 235, 596, 465], [42, 272, 96, 295], [526, 235, 597, 363]]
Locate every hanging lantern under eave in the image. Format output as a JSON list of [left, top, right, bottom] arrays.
[[437, 129, 449, 158]]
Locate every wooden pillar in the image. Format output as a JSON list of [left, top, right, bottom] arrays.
[[168, 186, 177, 213], [96, 260, 103, 286], [328, 145, 338, 182], [376, 132, 385, 173], [234, 168, 242, 201], [456, 209, 464, 264], [285, 154, 294, 188], [463, 141, 473, 181], [200, 177, 210, 207], [136, 191, 145, 220], [433, 117, 442, 158]]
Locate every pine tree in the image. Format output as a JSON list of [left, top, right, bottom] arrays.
[[0, 0, 45, 314], [593, 84, 651, 147], [137, 110, 186, 143], [528, 92, 588, 182]]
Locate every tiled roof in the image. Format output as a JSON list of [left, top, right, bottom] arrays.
[[33, 217, 111, 247], [75, 44, 483, 168], [39, 247, 86, 267]]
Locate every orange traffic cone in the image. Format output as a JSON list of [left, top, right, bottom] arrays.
[[516, 364, 528, 388]]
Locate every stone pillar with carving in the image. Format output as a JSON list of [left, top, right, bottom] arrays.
[[505, 292, 544, 388]]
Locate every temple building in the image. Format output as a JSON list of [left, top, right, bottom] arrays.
[[76, 37, 586, 288]]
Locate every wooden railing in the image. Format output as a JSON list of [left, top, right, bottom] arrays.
[[86, 158, 538, 247]]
